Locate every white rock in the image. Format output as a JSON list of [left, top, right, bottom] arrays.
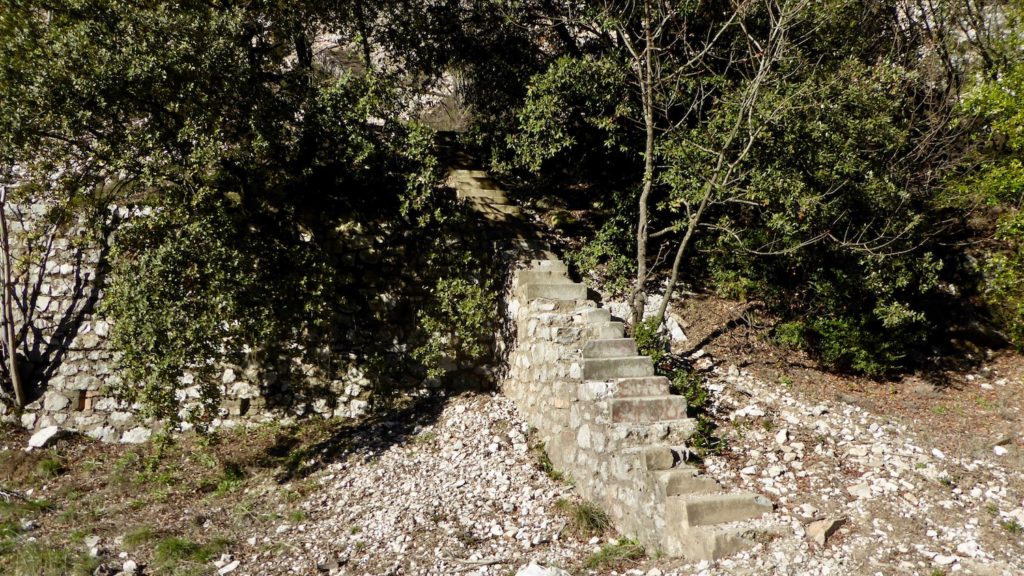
[[847, 482, 872, 499], [956, 541, 979, 558], [28, 426, 61, 448], [122, 560, 138, 574], [932, 448, 945, 460], [933, 554, 957, 566], [120, 427, 151, 444], [993, 445, 1008, 456], [218, 560, 240, 575], [775, 429, 789, 445]]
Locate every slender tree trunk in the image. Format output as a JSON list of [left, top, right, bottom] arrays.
[[0, 187, 24, 407], [632, 1, 656, 329], [354, 0, 372, 71]]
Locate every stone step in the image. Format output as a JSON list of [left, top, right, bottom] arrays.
[[451, 169, 488, 178], [582, 338, 638, 358], [607, 420, 696, 449], [458, 187, 507, 201], [656, 469, 722, 496], [636, 445, 690, 470], [675, 525, 762, 561], [583, 356, 654, 380], [529, 259, 568, 274], [466, 199, 521, 216], [518, 269, 571, 286], [581, 308, 611, 324], [610, 376, 671, 397], [667, 493, 773, 528], [609, 395, 688, 423], [578, 376, 670, 399], [593, 322, 625, 339], [522, 282, 587, 301]]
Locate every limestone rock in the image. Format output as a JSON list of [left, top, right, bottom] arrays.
[[807, 516, 846, 546], [120, 427, 151, 444], [28, 426, 62, 448]]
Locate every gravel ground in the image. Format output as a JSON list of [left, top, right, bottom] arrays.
[[241, 364, 1023, 576]]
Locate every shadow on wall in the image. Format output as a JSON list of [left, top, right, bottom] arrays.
[[3, 204, 118, 406]]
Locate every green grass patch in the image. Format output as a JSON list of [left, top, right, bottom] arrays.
[[123, 526, 160, 550], [0, 542, 99, 576], [554, 499, 610, 537], [152, 535, 232, 571], [582, 538, 645, 570]]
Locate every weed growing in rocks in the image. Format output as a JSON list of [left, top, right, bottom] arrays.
[[554, 498, 610, 537], [582, 538, 645, 570]]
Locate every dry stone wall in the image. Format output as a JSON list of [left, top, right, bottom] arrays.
[[0, 205, 375, 442]]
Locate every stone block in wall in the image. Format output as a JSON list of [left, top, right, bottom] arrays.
[[87, 426, 118, 443], [43, 392, 70, 411]]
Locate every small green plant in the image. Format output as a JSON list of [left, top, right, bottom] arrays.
[[287, 509, 306, 523], [1001, 518, 1023, 535], [554, 499, 610, 537], [773, 321, 807, 349], [35, 458, 64, 480], [214, 462, 246, 496], [930, 570, 947, 576], [689, 416, 726, 458], [778, 375, 794, 388], [412, 431, 437, 445], [530, 441, 565, 483], [670, 370, 708, 413], [633, 318, 667, 366], [582, 538, 645, 570]]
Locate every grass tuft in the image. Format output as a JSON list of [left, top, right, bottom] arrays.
[[554, 498, 610, 537], [583, 538, 645, 570]]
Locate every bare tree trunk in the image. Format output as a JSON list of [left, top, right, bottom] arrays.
[[0, 187, 25, 407], [632, 0, 656, 329]]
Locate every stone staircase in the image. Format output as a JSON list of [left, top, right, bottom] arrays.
[[450, 168, 773, 560]]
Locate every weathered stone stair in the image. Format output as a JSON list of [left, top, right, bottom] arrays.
[[452, 167, 773, 560]]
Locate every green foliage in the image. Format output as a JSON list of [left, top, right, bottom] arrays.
[[633, 318, 667, 366], [510, 56, 630, 173], [413, 277, 497, 380], [670, 370, 709, 413], [565, 219, 634, 296]]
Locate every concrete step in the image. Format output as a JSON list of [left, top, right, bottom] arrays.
[[667, 493, 773, 528], [607, 420, 696, 449], [583, 338, 638, 358], [656, 469, 722, 496], [518, 269, 571, 285], [593, 322, 625, 339], [583, 356, 654, 380], [522, 282, 587, 301], [609, 376, 671, 397], [675, 525, 762, 561], [609, 395, 687, 423]]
